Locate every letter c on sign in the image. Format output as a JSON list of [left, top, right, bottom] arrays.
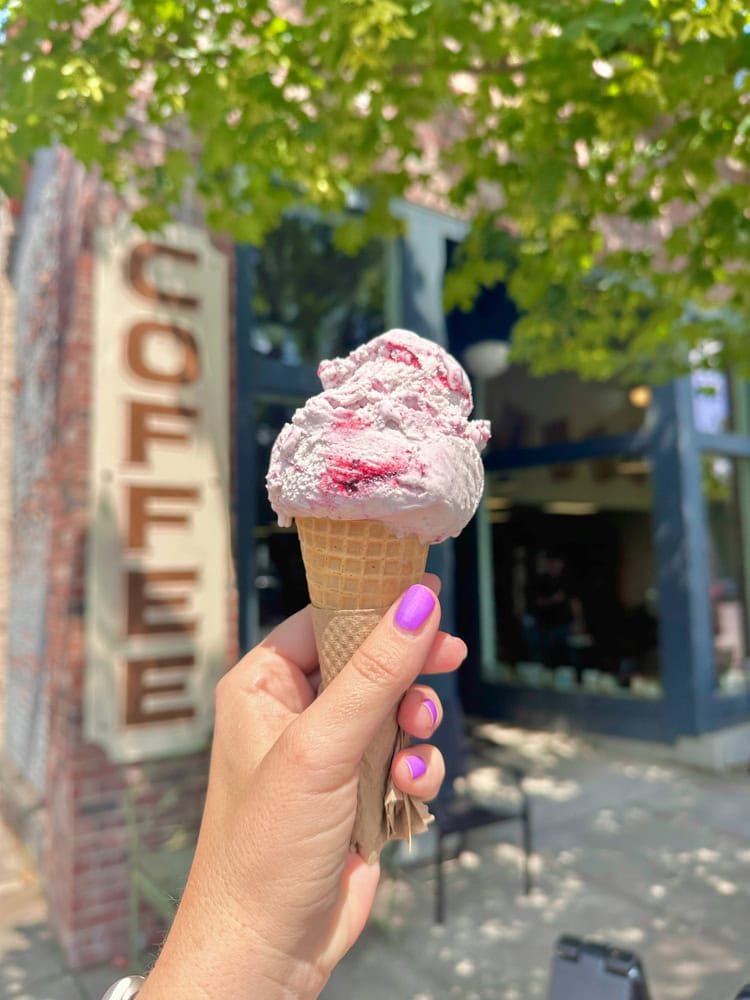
[[126, 322, 200, 384], [127, 242, 200, 309]]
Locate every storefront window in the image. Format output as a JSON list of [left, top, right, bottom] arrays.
[[703, 454, 750, 692], [254, 400, 309, 640], [251, 215, 388, 366], [483, 456, 660, 698], [483, 366, 649, 454]]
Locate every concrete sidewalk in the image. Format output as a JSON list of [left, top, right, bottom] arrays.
[[3, 723, 750, 999]]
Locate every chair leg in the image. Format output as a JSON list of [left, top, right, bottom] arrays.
[[435, 832, 445, 924], [128, 882, 141, 969], [521, 799, 532, 895]]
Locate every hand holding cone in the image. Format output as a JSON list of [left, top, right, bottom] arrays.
[[296, 516, 432, 862], [266, 330, 491, 862]]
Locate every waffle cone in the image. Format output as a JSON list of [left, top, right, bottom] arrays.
[[295, 517, 432, 862], [296, 517, 428, 610]]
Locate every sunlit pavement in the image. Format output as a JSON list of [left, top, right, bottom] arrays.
[[323, 724, 750, 1000], [3, 723, 750, 999]]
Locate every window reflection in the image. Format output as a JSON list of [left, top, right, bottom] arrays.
[[484, 458, 661, 698], [483, 366, 648, 454], [252, 215, 387, 366], [703, 454, 750, 692], [692, 371, 733, 434]]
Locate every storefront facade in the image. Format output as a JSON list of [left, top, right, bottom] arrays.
[[236, 206, 750, 767], [2, 154, 750, 968], [457, 371, 750, 760]]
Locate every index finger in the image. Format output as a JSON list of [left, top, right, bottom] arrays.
[[259, 604, 319, 673]]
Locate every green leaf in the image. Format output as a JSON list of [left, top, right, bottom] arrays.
[[131, 203, 172, 232]]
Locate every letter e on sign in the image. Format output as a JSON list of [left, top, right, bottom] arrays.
[[126, 656, 196, 725], [126, 569, 199, 636]]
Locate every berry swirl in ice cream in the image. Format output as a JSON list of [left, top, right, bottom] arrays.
[[266, 329, 491, 544]]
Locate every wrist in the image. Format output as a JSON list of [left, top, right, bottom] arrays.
[[140, 950, 327, 1000], [139, 892, 329, 1000]]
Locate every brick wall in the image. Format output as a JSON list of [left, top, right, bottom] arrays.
[[2, 151, 239, 969], [5, 148, 65, 789], [0, 198, 15, 753]]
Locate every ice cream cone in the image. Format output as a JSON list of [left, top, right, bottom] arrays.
[[267, 331, 491, 861], [295, 516, 432, 862], [296, 517, 428, 610]]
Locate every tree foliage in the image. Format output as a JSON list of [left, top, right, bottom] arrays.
[[1, 0, 749, 379]]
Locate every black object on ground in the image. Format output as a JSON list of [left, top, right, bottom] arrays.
[[548, 935, 651, 1000]]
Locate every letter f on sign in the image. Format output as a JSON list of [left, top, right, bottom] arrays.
[[127, 485, 200, 551]]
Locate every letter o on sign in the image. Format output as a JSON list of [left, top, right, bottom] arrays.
[[126, 321, 200, 384]]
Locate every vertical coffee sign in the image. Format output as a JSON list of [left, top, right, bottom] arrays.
[[86, 223, 230, 762]]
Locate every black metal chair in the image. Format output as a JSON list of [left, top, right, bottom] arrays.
[[431, 757, 532, 923]]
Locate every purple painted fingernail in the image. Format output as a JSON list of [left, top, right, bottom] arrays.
[[394, 585, 435, 631], [405, 755, 427, 780], [423, 698, 438, 726]]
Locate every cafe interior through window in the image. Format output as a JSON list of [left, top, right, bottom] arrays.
[[483, 455, 661, 698]]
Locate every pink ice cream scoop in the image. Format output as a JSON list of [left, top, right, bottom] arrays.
[[266, 330, 491, 544]]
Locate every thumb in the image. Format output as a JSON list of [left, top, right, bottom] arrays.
[[296, 584, 440, 770]]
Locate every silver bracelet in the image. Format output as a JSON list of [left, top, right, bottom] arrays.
[[101, 975, 145, 999]]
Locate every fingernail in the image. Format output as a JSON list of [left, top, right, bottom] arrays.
[[405, 755, 427, 780], [394, 585, 435, 632], [422, 698, 438, 727]]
